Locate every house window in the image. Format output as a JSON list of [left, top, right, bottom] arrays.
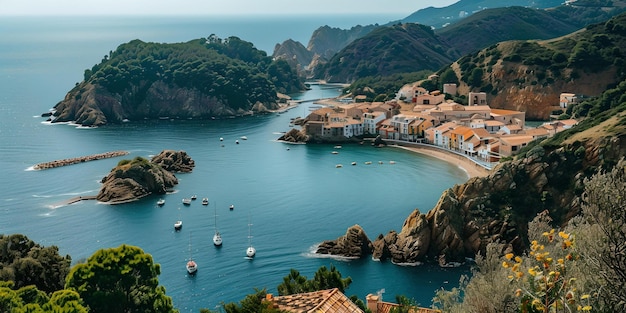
[[424, 99, 430, 104]]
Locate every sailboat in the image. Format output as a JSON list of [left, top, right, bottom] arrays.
[[186, 232, 198, 275], [246, 216, 256, 258], [213, 203, 222, 246]]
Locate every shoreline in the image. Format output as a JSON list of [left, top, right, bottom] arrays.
[[390, 144, 491, 178]]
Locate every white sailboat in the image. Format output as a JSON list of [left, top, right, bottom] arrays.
[[186, 232, 197, 275], [246, 216, 256, 258], [174, 207, 182, 231], [213, 203, 222, 246]]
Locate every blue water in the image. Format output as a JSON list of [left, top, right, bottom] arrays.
[[0, 16, 469, 311]]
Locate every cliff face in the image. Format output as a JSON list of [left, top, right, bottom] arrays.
[[52, 82, 278, 126], [96, 151, 194, 203], [318, 134, 626, 264]]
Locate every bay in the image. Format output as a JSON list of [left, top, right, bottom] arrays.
[[0, 16, 469, 312]]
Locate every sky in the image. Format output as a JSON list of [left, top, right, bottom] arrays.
[[0, 0, 459, 16]]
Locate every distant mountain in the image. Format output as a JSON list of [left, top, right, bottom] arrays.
[[272, 24, 379, 77], [316, 3, 626, 84], [315, 23, 459, 83], [436, 6, 581, 56], [275, 0, 625, 82], [400, 0, 564, 28]]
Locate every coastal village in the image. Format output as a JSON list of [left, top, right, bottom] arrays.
[[297, 79, 579, 169]]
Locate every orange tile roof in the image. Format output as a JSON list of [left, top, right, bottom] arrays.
[[490, 108, 522, 115], [270, 288, 363, 313], [484, 120, 505, 126], [500, 135, 534, 146], [471, 128, 491, 138]]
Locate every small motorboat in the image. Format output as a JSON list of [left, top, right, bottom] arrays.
[[229, 204, 234, 210], [365, 161, 372, 165], [389, 161, 396, 164], [182, 198, 191, 205], [190, 195, 197, 200], [336, 164, 343, 168], [240, 136, 248, 140], [351, 162, 357, 166], [334, 145, 342, 149], [157, 199, 165, 206], [174, 220, 183, 231], [235, 140, 239, 144], [331, 151, 339, 154], [219, 137, 224, 141], [202, 198, 209, 205]]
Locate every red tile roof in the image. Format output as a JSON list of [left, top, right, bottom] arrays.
[[269, 288, 363, 313]]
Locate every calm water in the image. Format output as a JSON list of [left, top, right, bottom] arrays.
[[0, 16, 469, 312]]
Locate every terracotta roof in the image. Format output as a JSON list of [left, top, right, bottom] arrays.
[[490, 108, 522, 115], [270, 288, 363, 313], [484, 120, 504, 126], [500, 135, 534, 146], [471, 128, 491, 138]]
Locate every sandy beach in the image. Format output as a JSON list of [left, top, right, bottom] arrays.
[[391, 144, 491, 178]]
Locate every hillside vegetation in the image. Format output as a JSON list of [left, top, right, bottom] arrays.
[[437, 11, 626, 119], [51, 36, 304, 126], [316, 23, 459, 83]]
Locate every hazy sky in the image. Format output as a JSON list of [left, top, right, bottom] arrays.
[[1, 0, 459, 16]]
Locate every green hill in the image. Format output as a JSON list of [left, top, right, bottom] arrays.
[[436, 11, 626, 119], [316, 23, 459, 83], [51, 36, 304, 126]]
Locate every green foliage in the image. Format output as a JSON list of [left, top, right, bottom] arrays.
[[65, 244, 177, 313], [220, 288, 285, 313], [276, 265, 352, 296], [86, 36, 303, 111], [579, 159, 626, 310], [320, 23, 457, 82], [0, 234, 71, 293], [389, 295, 421, 313], [347, 71, 431, 100], [0, 284, 87, 313]]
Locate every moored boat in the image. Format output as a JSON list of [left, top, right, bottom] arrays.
[[186, 233, 197, 275], [213, 203, 222, 246], [157, 199, 165, 206], [202, 198, 209, 205], [182, 198, 191, 205]]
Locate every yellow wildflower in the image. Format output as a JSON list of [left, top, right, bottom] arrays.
[[505, 253, 514, 260], [558, 231, 569, 239], [514, 256, 522, 263]]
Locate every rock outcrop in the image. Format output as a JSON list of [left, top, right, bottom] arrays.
[[51, 82, 280, 127], [151, 150, 195, 173], [316, 225, 372, 258], [318, 135, 626, 264], [277, 128, 309, 143], [96, 154, 186, 204]]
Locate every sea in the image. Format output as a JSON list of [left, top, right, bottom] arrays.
[[0, 15, 470, 312]]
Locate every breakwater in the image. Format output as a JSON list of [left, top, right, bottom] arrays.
[[33, 151, 129, 170]]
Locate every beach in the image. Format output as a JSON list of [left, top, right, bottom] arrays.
[[391, 144, 491, 178]]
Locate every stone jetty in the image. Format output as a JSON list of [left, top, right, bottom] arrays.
[[33, 151, 129, 170]]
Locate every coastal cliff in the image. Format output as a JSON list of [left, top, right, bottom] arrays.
[[96, 150, 194, 203], [51, 37, 304, 126], [317, 134, 626, 264]]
